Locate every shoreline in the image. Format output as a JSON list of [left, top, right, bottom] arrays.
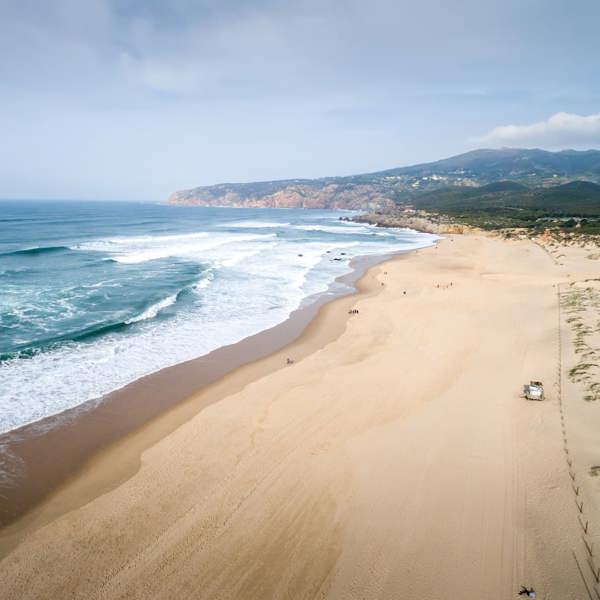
[[0, 231, 594, 598], [0, 249, 404, 557]]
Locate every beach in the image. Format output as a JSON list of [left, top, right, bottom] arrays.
[[0, 233, 595, 598]]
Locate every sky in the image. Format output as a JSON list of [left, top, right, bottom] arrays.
[[1, 0, 600, 201]]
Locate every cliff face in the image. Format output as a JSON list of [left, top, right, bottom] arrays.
[[167, 182, 396, 211], [167, 148, 600, 211]]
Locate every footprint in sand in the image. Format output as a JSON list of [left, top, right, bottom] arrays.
[[588, 465, 600, 477]]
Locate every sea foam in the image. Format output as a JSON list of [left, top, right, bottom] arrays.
[[0, 205, 438, 434]]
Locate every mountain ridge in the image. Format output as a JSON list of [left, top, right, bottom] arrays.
[[167, 148, 600, 210]]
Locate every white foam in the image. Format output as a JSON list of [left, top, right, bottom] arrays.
[[213, 242, 278, 268], [0, 217, 439, 435], [125, 294, 178, 324], [292, 224, 379, 235], [76, 232, 276, 264], [228, 220, 289, 228], [192, 271, 214, 290]]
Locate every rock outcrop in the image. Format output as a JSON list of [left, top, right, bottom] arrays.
[[349, 210, 468, 235]]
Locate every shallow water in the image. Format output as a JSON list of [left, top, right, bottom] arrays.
[[0, 201, 437, 433]]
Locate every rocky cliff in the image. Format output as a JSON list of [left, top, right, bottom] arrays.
[[168, 181, 396, 211], [350, 210, 468, 234]]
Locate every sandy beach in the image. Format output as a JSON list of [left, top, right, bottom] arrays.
[[0, 233, 596, 598], [0, 253, 386, 537]]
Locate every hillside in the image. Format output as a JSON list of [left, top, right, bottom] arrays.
[[411, 180, 600, 217], [167, 148, 600, 210], [374, 148, 600, 183], [352, 180, 600, 234], [167, 180, 397, 211]]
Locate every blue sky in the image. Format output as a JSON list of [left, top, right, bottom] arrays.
[[1, 0, 600, 200]]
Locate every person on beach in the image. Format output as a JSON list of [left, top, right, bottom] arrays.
[[518, 585, 536, 598]]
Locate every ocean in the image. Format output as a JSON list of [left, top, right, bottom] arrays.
[[0, 200, 437, 434]]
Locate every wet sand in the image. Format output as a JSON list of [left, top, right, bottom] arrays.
[[0, 254, 389, 556], [0, 233, 595, 598]]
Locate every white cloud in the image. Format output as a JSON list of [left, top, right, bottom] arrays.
[[474, 112, 600, 148]]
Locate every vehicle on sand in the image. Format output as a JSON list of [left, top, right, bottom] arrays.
[[523, 381, 544, 401]]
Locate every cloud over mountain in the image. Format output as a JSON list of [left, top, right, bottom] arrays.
[[475, 112, 600, 149]]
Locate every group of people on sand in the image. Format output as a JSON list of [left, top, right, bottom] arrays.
[[435, 282, 453, 289], [348, 309, 360, 315]]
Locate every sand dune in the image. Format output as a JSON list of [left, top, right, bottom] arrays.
[[0, 234, 594, 599]]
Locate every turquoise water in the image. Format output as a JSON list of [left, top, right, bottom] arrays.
[[0, 201, 437, 433]]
